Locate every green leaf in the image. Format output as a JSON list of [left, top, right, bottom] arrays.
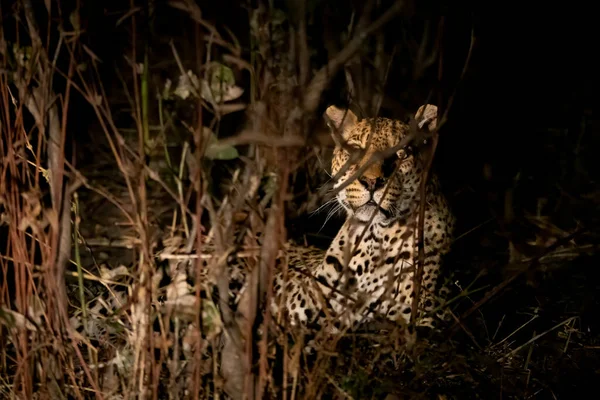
[[203, 127, 239, 160], [210, 64, 235, 87], [205, 143, 239, 160], [201, 63, 244, 104], [69, 11, 80, 31]]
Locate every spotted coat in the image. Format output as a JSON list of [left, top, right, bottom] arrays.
[[270, 104, 455, 331]]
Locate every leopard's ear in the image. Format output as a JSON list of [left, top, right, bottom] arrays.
[[415, 104, 438, 132], [324, 105, 358, 143]]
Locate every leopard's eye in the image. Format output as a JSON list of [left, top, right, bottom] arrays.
[[382, 156, 398, 177], [399, 145, 414, 160], [344, 144, 364, 158]]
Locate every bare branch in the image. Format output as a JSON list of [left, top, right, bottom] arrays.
[[303, 0, 405, 115]]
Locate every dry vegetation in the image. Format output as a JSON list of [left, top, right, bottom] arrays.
[[1, 1, 599, 399]]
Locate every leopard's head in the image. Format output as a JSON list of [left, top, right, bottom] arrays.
[[325, 104, 437, 224]]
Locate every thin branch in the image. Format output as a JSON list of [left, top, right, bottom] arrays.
[[302, 0, 405, 114], [497, 317, 578, 363], [296, 0, 309, 87]]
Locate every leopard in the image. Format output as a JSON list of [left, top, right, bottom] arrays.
[[267, 103, 456, 333], [155, 103, 455, 336]]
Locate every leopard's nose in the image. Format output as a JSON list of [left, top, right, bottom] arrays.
[[358, 177, 385, 192]]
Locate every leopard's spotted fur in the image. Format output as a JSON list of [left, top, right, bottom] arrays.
[[267, 104, 455, 331]]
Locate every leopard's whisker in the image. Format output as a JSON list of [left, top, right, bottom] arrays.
[[310, 197, 338, 215], [318, 203, 344, 232]]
